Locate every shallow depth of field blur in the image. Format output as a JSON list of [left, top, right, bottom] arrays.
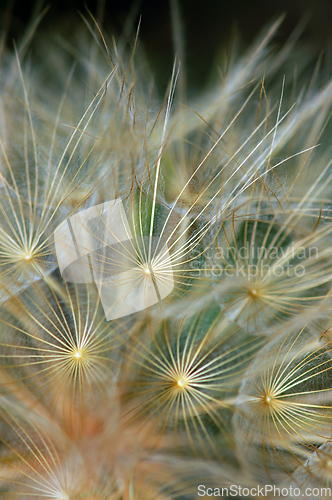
[[1, 1, 332, 499]]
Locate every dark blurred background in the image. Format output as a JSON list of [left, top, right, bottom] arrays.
[[0, 0, 331, 91]]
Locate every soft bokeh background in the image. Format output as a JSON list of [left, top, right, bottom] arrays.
[[0, 0, 332, 91]]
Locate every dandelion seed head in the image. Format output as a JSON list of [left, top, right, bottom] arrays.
[[57, 494, 70, 500], [176, 376, 188, 389], [122, 311, 261, 459], [2, 10, 332, 497], [234, 326, 332, 477]]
